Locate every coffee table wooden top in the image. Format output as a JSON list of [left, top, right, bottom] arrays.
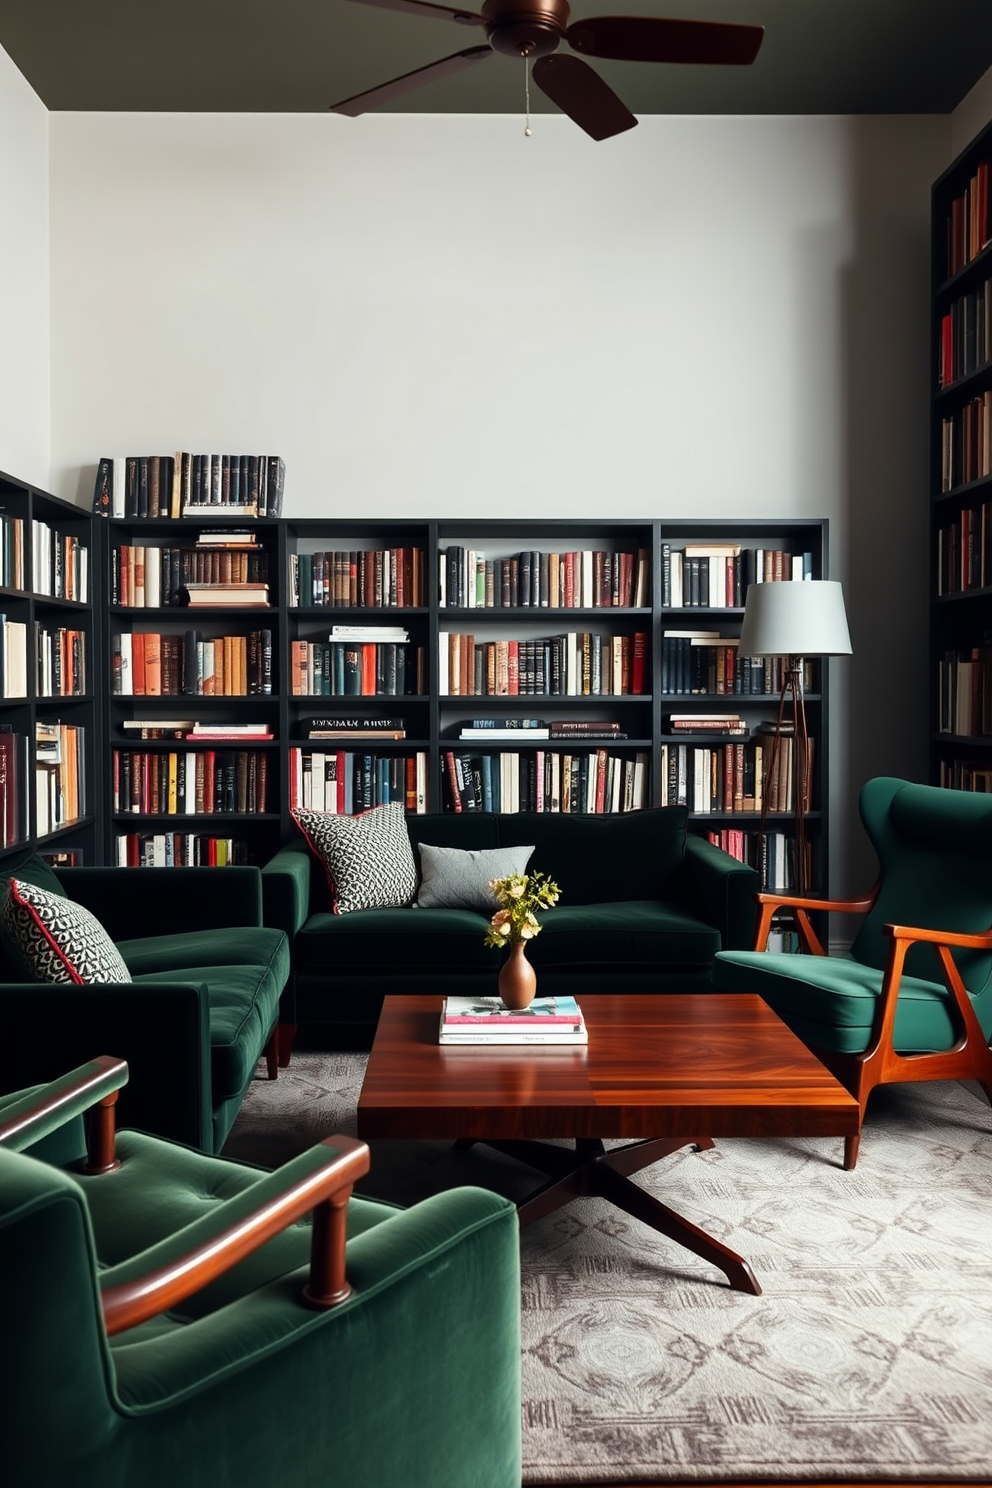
[[357, 994, 860, 1142]]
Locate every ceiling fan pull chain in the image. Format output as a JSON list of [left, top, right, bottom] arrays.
[[524, 56, 532, 136]]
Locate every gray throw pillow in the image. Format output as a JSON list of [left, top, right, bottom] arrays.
[[415, 843, 535, 912]]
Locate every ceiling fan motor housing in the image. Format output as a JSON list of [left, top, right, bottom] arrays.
[[481, 0, 570, 57]]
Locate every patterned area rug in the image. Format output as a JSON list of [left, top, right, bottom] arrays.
[[224, 1057, 992, 1484]]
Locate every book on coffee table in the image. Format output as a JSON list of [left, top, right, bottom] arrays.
[[439, 995, 588, 1045]]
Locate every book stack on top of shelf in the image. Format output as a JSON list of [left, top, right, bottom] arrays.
[[438, 995, 588, 1045], [93, 453, 285, 520]]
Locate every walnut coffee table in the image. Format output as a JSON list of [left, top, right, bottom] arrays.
[[357, 993, 860, 1296]]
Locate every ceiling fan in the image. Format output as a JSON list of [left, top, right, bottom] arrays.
[[329, 2, 763, 141]]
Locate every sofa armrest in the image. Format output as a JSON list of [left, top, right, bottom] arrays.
[[261, 846, 313, 940], [0, 983, 213, 1149], [683, 835, 760, 952], [54, 867, 264, 939]]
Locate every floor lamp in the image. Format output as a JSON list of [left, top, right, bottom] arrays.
[[737, 579, 852, 898]]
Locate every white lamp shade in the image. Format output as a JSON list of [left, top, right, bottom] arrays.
[[738, 579, 852, 658]]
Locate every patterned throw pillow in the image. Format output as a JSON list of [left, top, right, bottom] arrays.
[[415, 843, 535, 911], [292, 800, 418, 915], [1, 879, 132, 985]]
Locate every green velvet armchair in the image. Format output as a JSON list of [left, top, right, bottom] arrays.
[[713, 776, 992, 1168], [0, 1057, 522, 1488]]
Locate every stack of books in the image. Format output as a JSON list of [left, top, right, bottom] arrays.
[[438, 995, 588, 1046]]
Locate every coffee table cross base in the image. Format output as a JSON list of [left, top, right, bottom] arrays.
[[454, 1134, 761, 1296]]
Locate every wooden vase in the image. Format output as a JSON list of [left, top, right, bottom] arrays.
[[498, 940, 537, 1011]]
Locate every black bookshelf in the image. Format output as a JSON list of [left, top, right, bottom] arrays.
[[930, 121, 992, 793], [0, 471, 96, 870], [87, 507, 829, 890]]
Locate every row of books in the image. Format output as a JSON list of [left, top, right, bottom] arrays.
[[660, 545, 813, 608], [660, 632, 809, 696], [0, 727, 30, 847], [438, 547, 650, 610], [114, 833, 251, 867], [660, 732, 813, 814], [438, 632, 648, 698], [0, 616, 28, 698], [36, 626, 87, 698], [438, 996, 588, 1046], [288, 548, 426, 609], [706, 828, 811, 895], [938, 647, 992, 736], [93, 453, 286, 520], [31, 523, 89, 603], [937, 758, 992, 792], [36, 722, 86, 836], [112, 749, 270, 816], [0, 514, 24, 591], [112, 631, 275, 697], [938, 275, 992, 387], [111, 539, 270, 607], [289, 748, 428, 815], [442, 747, 649, 815], [290, 639, 424, 698], [936, 503, 992, 595], [939, 392, 992, 492], [945, 157, 990, 278]]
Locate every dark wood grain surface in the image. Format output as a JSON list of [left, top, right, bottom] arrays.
[[357, 994, 860, 1141]]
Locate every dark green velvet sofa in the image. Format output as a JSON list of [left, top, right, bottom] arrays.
[[0, 855, 288, 1151], [262, 806, 759, 1041]]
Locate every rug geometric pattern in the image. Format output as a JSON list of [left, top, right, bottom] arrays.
[[225, 1059, 992, 1483]]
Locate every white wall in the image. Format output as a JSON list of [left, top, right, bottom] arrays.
[[47, 110, 948, 895], [0, 43, 49, 487]]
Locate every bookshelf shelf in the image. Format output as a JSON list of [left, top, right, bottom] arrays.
[[0, 470, 95, 868], [930, 121, 992, 792]]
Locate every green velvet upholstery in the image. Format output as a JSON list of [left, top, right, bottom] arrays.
[[0, 868, 289, 1152], [263, 807, 759, 1034], [713, 778, 992, 1165], [0, 1074, 522, 1488]]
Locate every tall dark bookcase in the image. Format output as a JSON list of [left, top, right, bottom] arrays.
[[89, 508, 829, 889], [930, 121, 992, 791], [0, 470, 97, 870]]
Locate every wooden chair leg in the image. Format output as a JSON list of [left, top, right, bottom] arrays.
[[843, 1132, 860, 1170], [264, 1029, 279, 1081], [278, 1023, 296, 1069]]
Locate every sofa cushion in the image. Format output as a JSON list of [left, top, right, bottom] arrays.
[[496, 808, 688, 905], [296, 907, 494, 972], [293, 801, 417, 914], [414, 843, 535, 911], [2, 879, 132, 985], [126, 929, 289, 1100], [116, 926, 288, 978], [524, 901, 721, 970]]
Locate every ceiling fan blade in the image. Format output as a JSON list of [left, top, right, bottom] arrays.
[[532, 55, 637, 142], [565, 16, 764, 66], [337, 0, 485, 25], [331, 46, 492, 114]]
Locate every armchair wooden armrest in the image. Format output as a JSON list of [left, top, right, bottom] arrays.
[[861, 918, 992, 1084], [99, 1135, 371, 1335], [754, 885, 879, 955], [0, 1055, 127, 1173]]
